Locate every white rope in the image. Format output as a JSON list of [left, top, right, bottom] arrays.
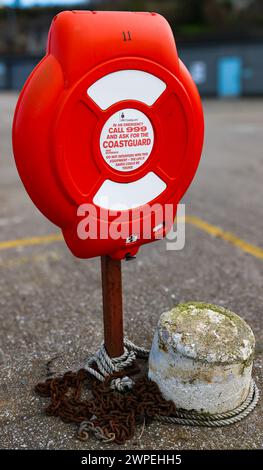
[[158, 380, 259, 427], [83, 338, 259, 425], [84, 338, 144, 391]]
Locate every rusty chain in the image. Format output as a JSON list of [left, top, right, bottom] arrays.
[[35, 362, 177, 445], [35, 357, 259, 444]]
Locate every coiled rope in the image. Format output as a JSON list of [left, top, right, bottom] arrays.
[[157, 379, 259, 427], [35, 338, 259, 444], [84, 338, 149, 392], [83, 338, 259, 427]]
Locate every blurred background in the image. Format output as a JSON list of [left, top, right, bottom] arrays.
[[0, 0, 263, 96]]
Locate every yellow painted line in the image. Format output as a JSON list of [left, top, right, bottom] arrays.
[[0, 216, 263, 262], [0, 232, 63, 251], [186, 215, 263, 260]]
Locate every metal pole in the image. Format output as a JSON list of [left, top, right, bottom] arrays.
[[101, 255, 124, 358]]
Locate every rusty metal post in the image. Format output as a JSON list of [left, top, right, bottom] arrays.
[[101, 255, 124, 358]]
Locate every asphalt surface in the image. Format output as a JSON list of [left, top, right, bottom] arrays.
[[0, 93, 262, 450]]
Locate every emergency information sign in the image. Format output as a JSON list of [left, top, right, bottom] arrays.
[[99, 108, 154, 172]]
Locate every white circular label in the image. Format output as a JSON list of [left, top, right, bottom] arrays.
[[99, 108, 154, 172]]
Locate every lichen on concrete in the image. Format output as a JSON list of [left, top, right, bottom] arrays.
[[150, 303, 255, 413], [158, 302, 255, 365]]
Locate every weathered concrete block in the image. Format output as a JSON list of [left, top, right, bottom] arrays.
[[148, 302, 255, 414]]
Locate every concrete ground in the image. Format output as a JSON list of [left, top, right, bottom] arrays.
[[0, 93, 262, 450]]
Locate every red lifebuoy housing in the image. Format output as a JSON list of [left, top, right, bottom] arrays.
[[13, 11, 204, 260]]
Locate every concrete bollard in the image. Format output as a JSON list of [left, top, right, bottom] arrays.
[[148, 302, 255, 414]]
